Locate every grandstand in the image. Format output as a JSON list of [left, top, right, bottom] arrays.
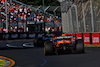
[[0, 0, 62, 33]]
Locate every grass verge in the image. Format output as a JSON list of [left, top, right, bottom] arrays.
[[85, 44, 100, 47], [0, 59, 6, 67]]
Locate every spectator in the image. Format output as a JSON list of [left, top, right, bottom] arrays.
[[59, 26, 62, 31], [0, 0, 62, 33]]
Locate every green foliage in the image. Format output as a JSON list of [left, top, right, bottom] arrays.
[[17, 0, 60, 6]]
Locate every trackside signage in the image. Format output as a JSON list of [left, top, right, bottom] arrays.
[[71, 33, 75, 36], [29, 34, 36, 38], [20, 34, 27, 38], [38, 34, 44, 38], [83, 33, 90, 44], [76, 33, 82, 39], [2, 34, 9, 39], [92, 33, 100, 45], [11, 34, 18, 38]]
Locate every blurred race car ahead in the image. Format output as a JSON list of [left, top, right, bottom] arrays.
[[44, 35, 84, 55]]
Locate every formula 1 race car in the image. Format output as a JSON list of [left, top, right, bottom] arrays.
[[34, 31, 62, 47], [33, 33, 55, 47], [44, 35, 84, 55]]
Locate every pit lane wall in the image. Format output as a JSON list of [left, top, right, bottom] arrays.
[[74, 32, 100, 45]]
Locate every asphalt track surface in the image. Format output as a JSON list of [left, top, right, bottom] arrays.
[[0, 47, 100, 67]]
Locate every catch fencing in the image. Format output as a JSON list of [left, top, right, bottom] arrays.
[[60, 0, 100, 33]]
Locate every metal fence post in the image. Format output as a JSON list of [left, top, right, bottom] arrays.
[[90, 0, 94, 32], [74, 5, 79, 33], [62, 12, 67, 33], [67, 11, 70, 33], [66, 0, 70, 33], [10, 0, 12, 5], [44, 6, 50, 13], [69, 8, 73, 33], [82, 3, 86, 32], [53, 6, 60, 16], [5, 0, 8, 33], [43, 0, 45, 33], [35, 5, 41, 12], [0, 5, 4, 27]]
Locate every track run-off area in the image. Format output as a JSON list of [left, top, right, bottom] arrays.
[[0, 47, 100, 67]]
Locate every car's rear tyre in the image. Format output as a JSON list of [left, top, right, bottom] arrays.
[[76, 39, 84, 53], [44, 41, 54, 55]]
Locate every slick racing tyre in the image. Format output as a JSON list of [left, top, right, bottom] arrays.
[[44, 41, 54, 55], [76, 39, 84, 53]]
